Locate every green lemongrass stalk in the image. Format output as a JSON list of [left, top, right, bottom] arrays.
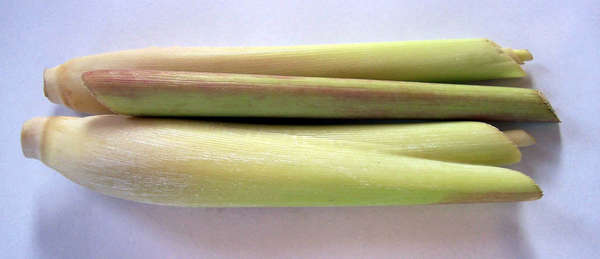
[[199, 121, 532, 166], [44, 38, 532, 114], [82, 70, 558, 122], [21, 115, 542, 207]]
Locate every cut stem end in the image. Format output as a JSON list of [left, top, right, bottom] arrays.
[[502, 48, 534, 64], [44, 67, 62, 104], [514, 49, 533, 62], [503, 129, 536, 147], [21, 117, 48, 160]]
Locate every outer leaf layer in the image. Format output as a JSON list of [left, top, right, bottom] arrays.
[[83, 70, 559, 122]]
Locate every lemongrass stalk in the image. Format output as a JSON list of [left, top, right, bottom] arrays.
[[82, 70, 558, 122], [230, 122, 527, 165], [44, 38, 532, 114], [21, 115, 542, 207]]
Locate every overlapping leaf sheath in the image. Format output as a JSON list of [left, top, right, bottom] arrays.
[[82, 70, 558, 121], [226, 122, 530, 165]]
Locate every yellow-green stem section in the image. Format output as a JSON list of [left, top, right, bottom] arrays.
[[200, 121, 524, 166]]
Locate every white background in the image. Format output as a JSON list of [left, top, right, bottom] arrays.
[[2, 1, 599, 258]]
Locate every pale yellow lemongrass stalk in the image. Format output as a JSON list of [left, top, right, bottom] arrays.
[[21, 115, 542, 207]]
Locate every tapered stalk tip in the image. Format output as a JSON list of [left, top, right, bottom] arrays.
[[514, 49, 533, 62], [503, 129, 536, 147], [502, 48, 534, 64], [536, 90, 560, 122], [21, 117, 48, 160]]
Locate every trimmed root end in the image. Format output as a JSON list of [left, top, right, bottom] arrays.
[[44, 67, 62, 104], [21, 117, 48, 160], [503, 129, 536, 147]]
